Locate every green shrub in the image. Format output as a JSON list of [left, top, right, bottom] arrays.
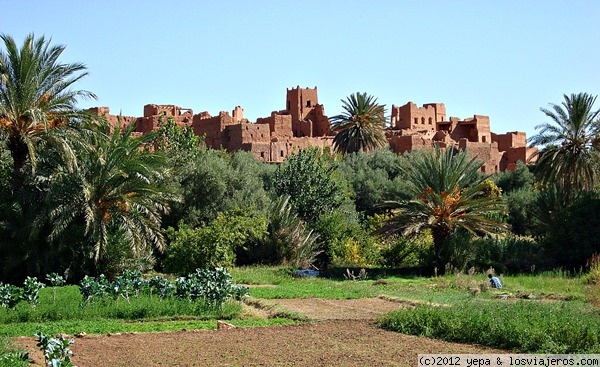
[[273, 147, 346, 224], [379, 230, 432, 268], [543, 191, 600, 269], [470, 234, 544, 273], [0, 336, 29, 367], [164, 211, 267, 275], [35, 332, 75, 367], [379, 301, 600, 353]]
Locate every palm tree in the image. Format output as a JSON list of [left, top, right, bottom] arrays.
[[529, 93, 600, 200], [380, 147, 507, 269], [42, 120, 181, 273], [266, 195, 321, 269], [330, 92, 387, 154], [0, 33, 95, 195]]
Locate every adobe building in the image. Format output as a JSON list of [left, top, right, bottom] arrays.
[[192, 86, 333, 163], [386, 102, 536, 173], [86, 104, 193, 134], [88, 87, 533, 171]]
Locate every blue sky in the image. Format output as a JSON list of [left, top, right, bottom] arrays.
[[2, 1, 599, 139]]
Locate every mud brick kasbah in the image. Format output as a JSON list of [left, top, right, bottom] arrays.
[[88, 86, 536, 172]]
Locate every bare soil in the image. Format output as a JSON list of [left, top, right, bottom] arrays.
[[16, 298, 504, 366]]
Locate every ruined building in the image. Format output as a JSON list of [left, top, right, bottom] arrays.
[[387, 102, 536, 172], [192, 86, 332, 163], [88, 86, 533, 171]]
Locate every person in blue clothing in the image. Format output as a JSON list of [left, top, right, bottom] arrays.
[[488, 274, 502, 289]]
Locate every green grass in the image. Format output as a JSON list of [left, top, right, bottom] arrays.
[[0, 336, 29, 367], [378, 300, 600, 353], [0, 276, 304, 337], [0, 317, 297, 337], [230, 266, 296, 285], [0, 286, 241, 324], [498, 271, 587, 300], [0, 266, 595, 343], [234, 266, 600, 352], [233, 266, 471, 304], [233, 266, 589, 305]]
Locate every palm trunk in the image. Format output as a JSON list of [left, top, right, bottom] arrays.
[[431, 224, 452, 273], [8, 134, 28, 198]]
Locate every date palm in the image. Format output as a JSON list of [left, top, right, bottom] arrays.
[[529, 93, 600, 200], [380, 147, 507, 269], [0, 33, 95, 195], [330, 92, 387, 154], [43, 120, 181, 268]]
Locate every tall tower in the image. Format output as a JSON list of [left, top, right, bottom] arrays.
[[286, 86, 319, 122]]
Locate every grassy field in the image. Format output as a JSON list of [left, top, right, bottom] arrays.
[[0, 266, 597, 354], [231, 266, 588, 303], [233, 266, 599, 353], [378, 300, 600, 353]]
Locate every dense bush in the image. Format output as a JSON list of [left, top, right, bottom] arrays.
[[338, 149, 409, 216], [379, 230, 432, 268], [504, 188, 539, 236], [493, 161, 535, 194], [379, 301, 600, 353], [470, 234, 545, 273], [542, 191, 600, 269], [273, 147, 347, 224], [163, 211, 267, 275]]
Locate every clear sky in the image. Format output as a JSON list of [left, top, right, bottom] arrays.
[[2, 0, 599, 139]]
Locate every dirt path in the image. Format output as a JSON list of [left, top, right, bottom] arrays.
[[17, 298, 503, 366], [268, 296, 436, 320]]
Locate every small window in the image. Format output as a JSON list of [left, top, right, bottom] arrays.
[[280, 150, 284, 157], [428, 117, 432, 125], [414, 118, 418, 125], [306, 100, 312, 107], [421, 117, 425, 124], [260, 152, 265, 158], [482, 136, 486, 143]]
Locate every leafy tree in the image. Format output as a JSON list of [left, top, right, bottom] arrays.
[[338, 148, 410, 216], [493, 160, 535, 194], [0, 33, 95, 195], [380, 147, 507, 269], [164, 148, 273, 228], [40, 120, 181, 276], [151, 103, 274, 231], [330, 92, 388, 154], [154, 115, 202, 154], [542, 190, 600, 269], [529, 93, 600, 200], [273, 147, 346, 224], [504, 188, 539, 236], [163, 211, 268, 275]]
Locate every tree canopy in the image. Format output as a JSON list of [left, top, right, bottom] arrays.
[[330, 92, 388, 154], [0, 33, 95, 195]]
